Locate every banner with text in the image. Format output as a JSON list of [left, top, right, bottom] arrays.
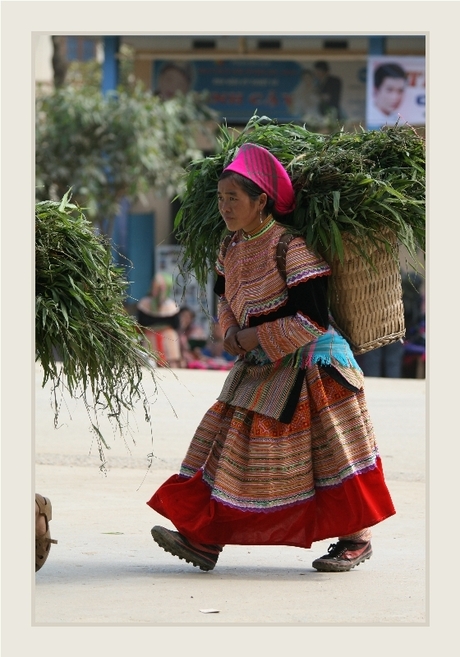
[[153, 59, 367, 125]]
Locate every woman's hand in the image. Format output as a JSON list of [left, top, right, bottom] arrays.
[[224, 326, 259, 356], [224, 326, 244, 357]]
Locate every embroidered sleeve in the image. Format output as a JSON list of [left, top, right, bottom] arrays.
[[257, 310, 327, 361], [215, 238, 240, 334], [257, 238, 330, 361], [218, 295, 240, 335]]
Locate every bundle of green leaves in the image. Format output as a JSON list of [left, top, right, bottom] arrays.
[[35, 192, 156, 461], [174, 115, 425, 288]]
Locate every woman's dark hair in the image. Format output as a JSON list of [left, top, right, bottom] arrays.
[[374, 63, 407, 89], [218, 170, 276, 217]]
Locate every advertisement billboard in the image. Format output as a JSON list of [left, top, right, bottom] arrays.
[[153, 59, 367, 125], [366, 56, 425, 129]]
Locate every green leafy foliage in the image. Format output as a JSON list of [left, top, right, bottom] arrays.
[[174, 115, 425, 288], [35, 84, 218, 236], [35, 193, 158, 463]]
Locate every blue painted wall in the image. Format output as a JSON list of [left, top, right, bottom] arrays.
[[102, 36, 156, 306], [124, 212, 155, 304], [112, 206, 155, 305]]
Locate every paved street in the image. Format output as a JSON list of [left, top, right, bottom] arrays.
[[31, 363, 427, 627]]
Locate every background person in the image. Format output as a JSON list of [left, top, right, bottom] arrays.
[[289, 68, 321, 120], [176, 305, 208, 367], [356, 270, 425, 378], [313, 60, 343, 119], [148, 143, 395, 574], [356, 341, 404, 378], [136, 272, 182, 367]]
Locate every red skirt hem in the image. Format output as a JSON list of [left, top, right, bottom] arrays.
[[147, 458, 395, 549]]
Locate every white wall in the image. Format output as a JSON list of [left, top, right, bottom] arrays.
[[34, 34, 53, 84]]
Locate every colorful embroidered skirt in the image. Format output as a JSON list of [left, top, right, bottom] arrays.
[[147, 365, 396, 548]]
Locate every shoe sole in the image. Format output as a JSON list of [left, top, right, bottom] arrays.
[[312, 548, 373, 572], [151, 526, 216, 571]]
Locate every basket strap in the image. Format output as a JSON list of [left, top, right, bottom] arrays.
[[221, 233, 235, 260], [276, 233, 295, 281]]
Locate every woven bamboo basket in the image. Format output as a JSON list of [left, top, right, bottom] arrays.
[[326, 231, 406, 355]]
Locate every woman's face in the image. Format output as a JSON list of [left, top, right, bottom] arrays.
[[217, 177, 266, 234]]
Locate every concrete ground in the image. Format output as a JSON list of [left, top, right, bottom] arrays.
[[31, 363, 427, 628]]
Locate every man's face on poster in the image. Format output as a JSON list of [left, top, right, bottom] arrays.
[[373, 76, 406, 115], [158, 67, 190, 100]]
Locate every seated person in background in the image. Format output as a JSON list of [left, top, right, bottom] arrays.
[[177, 306, 208, 367], [137, 272, 182, 368]]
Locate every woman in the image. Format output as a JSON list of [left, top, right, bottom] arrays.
[[137, 272, 182, 368], [148, 143, 396, 572]]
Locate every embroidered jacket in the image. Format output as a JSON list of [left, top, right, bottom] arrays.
[[214, 221, 363, 421]]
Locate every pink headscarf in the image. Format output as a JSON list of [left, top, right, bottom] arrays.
[[223, 143, 295, 215]]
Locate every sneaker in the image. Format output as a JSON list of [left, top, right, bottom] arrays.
[[151, 525, 222, 571], [312, 540, 372, 572]]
